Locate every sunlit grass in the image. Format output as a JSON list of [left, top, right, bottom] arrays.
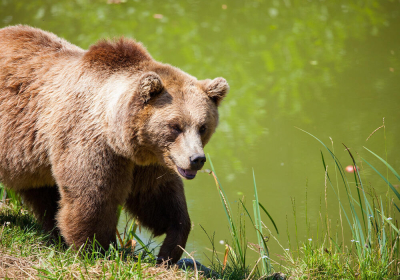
[[203, 158, 282, 279]]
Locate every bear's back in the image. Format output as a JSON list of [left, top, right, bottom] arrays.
[[0, 25, 83, 56]]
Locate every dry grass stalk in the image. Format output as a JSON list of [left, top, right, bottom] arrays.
[[222, 244, 229, 272], [210, 171, 232, 220], [366, 118, 385, 141], [0, 252, 37, 279], [125, 239, 137, 251], [178, 245, 198, 280]]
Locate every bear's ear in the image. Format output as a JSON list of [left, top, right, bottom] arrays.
[[201, 77, 229, 106], [138, 72, 164, 104]]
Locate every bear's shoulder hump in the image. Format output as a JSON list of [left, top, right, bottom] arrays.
[[83, 38, 152, 71]]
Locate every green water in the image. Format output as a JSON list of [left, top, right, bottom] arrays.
[[2, 0, 400, 265]]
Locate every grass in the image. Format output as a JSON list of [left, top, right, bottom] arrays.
[[0, 193, 204, 279], [202, 159, 283, 280]]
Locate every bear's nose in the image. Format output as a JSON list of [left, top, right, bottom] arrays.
[[190, 154, 206, 170]]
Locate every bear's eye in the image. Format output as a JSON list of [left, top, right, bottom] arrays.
[[169, 124, 182, 134], [199, 125, 207, 134]]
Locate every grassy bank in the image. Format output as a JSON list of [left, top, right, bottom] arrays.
[[0, 197, 202, 279]]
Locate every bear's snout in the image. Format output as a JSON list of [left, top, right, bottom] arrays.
[[189, 153, 206, 170]]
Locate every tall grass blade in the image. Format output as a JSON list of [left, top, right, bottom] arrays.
[[253, 201, 267, 276], [320, 151, 330, 181], [297, 127, 350, 191], [393, 202, 400, 213], [258, 202, 279, 235], [252, 169, 270, 275], [362, 158, 400, 201], [343, 144, 370, 238], [375, 209, 399, 234], [208, 155, 245, 267], [364, 147, 400, 182], [320, 150, 353, 231], [239, 199, 254, 225], [380, 198, 387, 260], [131, 232, 155, 261]]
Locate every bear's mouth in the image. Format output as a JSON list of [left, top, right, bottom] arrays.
[[177, 166, 197, 180]]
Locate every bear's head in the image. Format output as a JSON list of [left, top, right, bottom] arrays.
[[93, 39, 229, 179], [135, 66, 229, 179], [107, 64, 228, 180]]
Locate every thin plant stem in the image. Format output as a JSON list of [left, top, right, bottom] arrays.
[[291, 197, 299, 255], [324, 165, 332, 251], [330, 137, 345, 253], [383, 118, 389, 195]]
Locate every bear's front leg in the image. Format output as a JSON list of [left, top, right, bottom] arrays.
[[52, 147, 133, 251], [125, 165, 191, 264], [56, 186, 119, 250], [157, 213, 191, 264]]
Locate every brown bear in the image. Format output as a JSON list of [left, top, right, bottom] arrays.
[[0, 25, 229, 264]]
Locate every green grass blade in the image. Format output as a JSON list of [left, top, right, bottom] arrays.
[[297, 128, 349, 190], [208, 155, 245, 267], [320, 150, 331, 182], [362, 158, 400, 201], [126, 219, 136, 241], [364, 147, 400, 182], [253, 200, 268, 276], [258, 202, 279, 235], [252, 169, 270, 274], [343, 144, 369, 235], [131, 232, 155, 261], [380, 198, 387, 259], [375, 209, 399, 234], [320, 151, 353, 230], [329, 237, 342, 252], [393, 202, 400, 213], [239, 199, 254, 225]]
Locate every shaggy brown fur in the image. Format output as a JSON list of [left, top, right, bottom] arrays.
[[0, 25, 229, 263]]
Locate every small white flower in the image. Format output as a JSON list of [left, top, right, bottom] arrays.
[[219, 240, 225, 245], [355, 240, 360, 243], [5, 222, 10, 226], [351, 239, 355, 242], [308, 238, 312, 241], [285, 248, 289, 251], [387, 217, 393, 220]]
